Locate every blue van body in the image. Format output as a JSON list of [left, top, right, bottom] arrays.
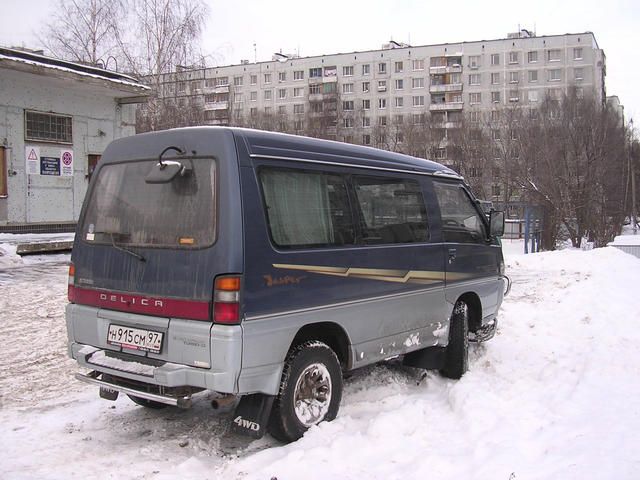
[[67, 127, 506, 441]]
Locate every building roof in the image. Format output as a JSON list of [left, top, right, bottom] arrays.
[[0, 46, 150, 97]]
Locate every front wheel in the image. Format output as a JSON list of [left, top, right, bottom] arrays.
[[268, 341, 343, 443], [440, 300, 469, 379]]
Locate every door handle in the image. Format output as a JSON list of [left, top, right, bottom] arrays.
[[448, 248, 457, 264]]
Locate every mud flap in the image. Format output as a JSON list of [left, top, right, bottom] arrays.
[[230, 393, 275, 439], [402, 346, 446, 370]]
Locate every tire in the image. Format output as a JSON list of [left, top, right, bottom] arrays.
[[440, 300, 469, 379], [127, 394, 168, 409], [268, 341, 343, 443]]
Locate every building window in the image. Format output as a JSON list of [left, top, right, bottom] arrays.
[[469, 73, 481, 85], [310, 84, 321, 95], [233, 76, 243, 87], [264, 90, 272, 100], [378, 116, 387, 126], [469, 111, 481, 123], [492, 184, 501, 197], [491, 91, 501, 104], [468, 55, 480, 68], [491, 53, 500, 66], [395, 97, 404, 107], [362, 64, 371, 75], [311, 103, 322, 113], [362, 81, 370, 93], [264, 73, 272, 84], [528, 90, 539, 103], [264, 106, 272, 115], [491, 72, 500, 85], [362, 99, 371, 110], [395, 79, 404, 90], [362, 116, 371, 127], [528, 51, 538, 63], [250, 91, 257, 101], [294, 70, 304, 81], [293, 104, 304, 114], [412, 77, 425, 89], [548, 69, 562, 82], [528, 70, 538, 83], [547, 49, 561, 62], [250, 74, 257, 85], [343, 66, 354, 76], [192, 80, 202, 91], [378, 80, 387, 92], [574, 68, 584, 81], [25, 111, 72, 144], [412, 113, 425, 125], [508, 52, 519, 64], [412, 59, 425, 71], [278, 105, 287, 115], [278, 88, 287, 99], [509, 90, 519, 102], [309, 67, 322, 78], [344, 117, 354, 128], [293, 87, 304, 97], [412, 95, 425, 107], [362, 134, 371, 145], [278, 72, 286, 82], [573, 47, 583, 60], [509, 71, 519, 84], [342, 83, 354, 94], [576, 87, 584, 98], [378, 98, 387, 109], [343, 100, 354, 111], [469, 92, 481, 105], [216, 77, 229, 86], [394, 61, 403, 73], [378, 62, 387, 74], [177, 81, 186, 93]]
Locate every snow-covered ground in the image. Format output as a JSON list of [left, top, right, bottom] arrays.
[[1, 236, 639, 479]]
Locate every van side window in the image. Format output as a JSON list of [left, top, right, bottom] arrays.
[[353, 176, 429, 244], [259, 168, 355, 248], [434, 182, 486, 244]]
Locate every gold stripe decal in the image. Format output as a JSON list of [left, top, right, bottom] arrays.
[[272, 264, 473, 284]]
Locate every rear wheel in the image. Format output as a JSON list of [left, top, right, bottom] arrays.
[[268, 341, 342, 443], [127, 394, 168, 409], [440, 300, 469, 379]]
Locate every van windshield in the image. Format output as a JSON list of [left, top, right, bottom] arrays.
[[81, 159, 216, 249]]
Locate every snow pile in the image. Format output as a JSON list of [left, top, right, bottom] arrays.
[[1, 244, 640, 479]]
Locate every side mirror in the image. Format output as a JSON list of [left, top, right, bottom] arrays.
[[489, 210, 505, 237]]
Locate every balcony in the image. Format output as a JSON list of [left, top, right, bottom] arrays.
[[445, 121, 462, 129], [429, 102, 464, 112], [212, 85, 230, 94], [429, 83, 463, 93], [308, 93, 323, 102], [204, 100, 229, 111], [429, 64, 462, 74]]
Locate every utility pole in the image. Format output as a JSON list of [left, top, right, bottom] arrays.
[[631, 119, 637, 234]]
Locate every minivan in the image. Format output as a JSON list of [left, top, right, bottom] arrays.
[[66, 127, 508, 442]]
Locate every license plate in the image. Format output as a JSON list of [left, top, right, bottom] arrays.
[[107, 324, 163, 354]]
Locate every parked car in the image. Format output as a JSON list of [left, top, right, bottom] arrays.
[[66, 127, 507, 442]]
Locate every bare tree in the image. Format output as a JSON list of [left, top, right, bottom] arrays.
[[40, 0, 122, 66]]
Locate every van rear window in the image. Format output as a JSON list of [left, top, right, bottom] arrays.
[[81, 159, 216, 249]]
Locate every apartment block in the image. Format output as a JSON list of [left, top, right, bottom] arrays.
[[156, 30, 606, 166]]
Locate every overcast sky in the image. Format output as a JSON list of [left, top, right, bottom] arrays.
[[2, 0, 639, 121]]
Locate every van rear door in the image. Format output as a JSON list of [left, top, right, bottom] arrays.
[[69, 129, 243, 368]]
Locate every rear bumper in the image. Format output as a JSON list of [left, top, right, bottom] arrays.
[[75, 370, 193, 408]]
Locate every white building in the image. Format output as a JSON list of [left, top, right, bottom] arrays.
[[0, 47, 149, 231]]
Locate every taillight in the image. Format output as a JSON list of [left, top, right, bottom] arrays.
[[213, 275, 241, 324], [68, 263, 76, 302]]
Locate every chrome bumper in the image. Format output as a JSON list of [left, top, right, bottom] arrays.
[[75, 370, 192, 408]]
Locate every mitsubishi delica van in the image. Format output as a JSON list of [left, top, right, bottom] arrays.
[[66, 127, 508, 442]]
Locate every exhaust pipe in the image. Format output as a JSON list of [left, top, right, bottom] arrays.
[[211, 394, 237, 410]]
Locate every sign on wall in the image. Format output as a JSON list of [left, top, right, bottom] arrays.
[[25, 146, 40, 175], [25, 146, 74, 176]]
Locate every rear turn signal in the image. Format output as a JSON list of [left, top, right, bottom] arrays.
[[213, 275, 241, 324], [68, 263, 76, 302]]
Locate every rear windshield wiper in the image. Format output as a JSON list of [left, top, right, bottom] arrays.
[[109, 233, 146, 262], [91, 231, 146, 262]]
